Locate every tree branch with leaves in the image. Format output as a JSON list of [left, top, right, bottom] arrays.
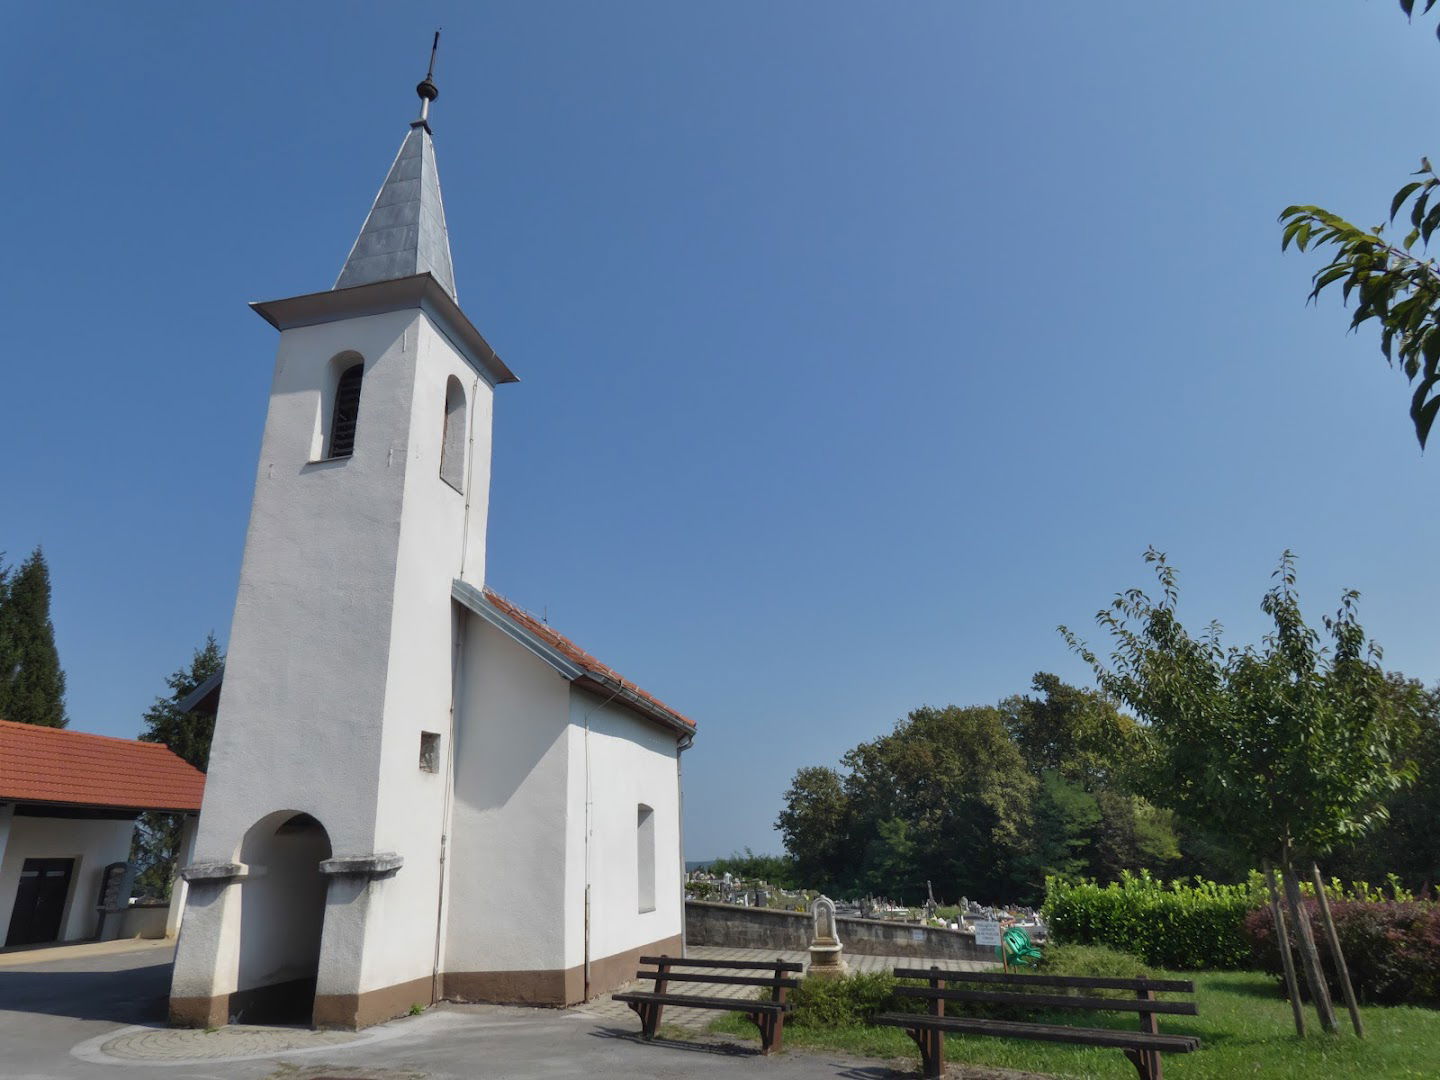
[[1281, 160, 1440, 447]]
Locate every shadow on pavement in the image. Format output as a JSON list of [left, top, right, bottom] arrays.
[[0, 959, 172, 1024], [587, 1025, 762, 1057]]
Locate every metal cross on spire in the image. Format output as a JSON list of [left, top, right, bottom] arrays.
[[416, 30, 441, 125]]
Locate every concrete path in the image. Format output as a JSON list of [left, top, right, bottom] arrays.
[[0, 939, 1000, 1079]]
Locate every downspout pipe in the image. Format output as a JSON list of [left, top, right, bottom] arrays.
[[676, 730, 694, 956]]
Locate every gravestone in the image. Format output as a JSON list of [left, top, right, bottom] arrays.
[[807, 895, 847, 979]]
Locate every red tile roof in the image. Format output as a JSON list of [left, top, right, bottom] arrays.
[[482, 589, 696, 731], [0, 719, 205, 812]]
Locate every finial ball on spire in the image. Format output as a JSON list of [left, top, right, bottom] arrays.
[[417, 30, 441, 105]]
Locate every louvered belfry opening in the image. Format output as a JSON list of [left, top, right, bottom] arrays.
[[329, 364, 364, 458]]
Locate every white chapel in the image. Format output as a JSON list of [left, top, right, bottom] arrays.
[[168, 53, 695, 1030]]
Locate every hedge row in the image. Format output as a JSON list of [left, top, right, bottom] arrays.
[[1243, 900, 1440, 1006], [1042, 871, 1258, 970]]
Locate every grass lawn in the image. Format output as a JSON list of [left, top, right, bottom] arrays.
[[709, 970, 1440, 1078]]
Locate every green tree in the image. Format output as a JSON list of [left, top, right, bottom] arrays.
[[0, 548, 67, 728], [1009, 772, 1101, 896], [707, 849, 800, 888], [1001, 672, 1140, 787], [775, 765, 851, 893], [0, 557, 15, 716], [1093, 790, 1180, 882], [1063, 549, 1418, 1034], [1278, 3, 1440, 447], [130, 635, 223, 897], [783, 705, 1037, 903], [1000, 674, 1181, 888], [1327, 674, 1440, 893]]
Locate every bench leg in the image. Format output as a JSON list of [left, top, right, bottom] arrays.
[[903, 1026, 943, 1080], [748, 1011, 778, 1055], [625, 1000, 664, 1040], [1123, 1048, 1160, 1080], [644, 1001, 664, 1039]]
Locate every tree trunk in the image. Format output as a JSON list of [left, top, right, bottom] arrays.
[[1281, 844, 1338, 1034], [1263, 859, 1306, 1037], [1311, 863, 1363, 1038]]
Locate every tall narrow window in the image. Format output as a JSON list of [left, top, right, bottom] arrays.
[[637, 804, 656, 913], [328, 363, 364, 459], [440, 376, 466, 491]]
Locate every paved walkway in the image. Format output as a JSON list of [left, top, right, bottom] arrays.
[[579, 946, 995, 1031], [0, 939, 1006, 1079]]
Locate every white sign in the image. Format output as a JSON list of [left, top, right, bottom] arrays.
[[973, 920, 1001, 947], [911, 928, 926, 942]]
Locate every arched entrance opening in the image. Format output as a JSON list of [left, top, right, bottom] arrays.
[[234, 811, 331, 1025]]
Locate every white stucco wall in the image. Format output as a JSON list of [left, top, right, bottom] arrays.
[[189, 310, 418, 868], [565, 690, 683, 968], [359, 319, 497, 996], [175, 304, 502, 1007], [0, 815, 137, 945], [444, 616, 572, 976]]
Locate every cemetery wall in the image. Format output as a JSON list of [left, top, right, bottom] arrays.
[[684, 900, 992, 961]]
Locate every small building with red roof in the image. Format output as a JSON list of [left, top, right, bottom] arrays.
[[0, 719, 205, 948]]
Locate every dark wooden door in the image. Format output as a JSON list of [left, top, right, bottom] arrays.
[[5, 858, 74, 946]]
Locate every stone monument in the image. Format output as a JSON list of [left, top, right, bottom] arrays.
[[807, 895, 848, 979]]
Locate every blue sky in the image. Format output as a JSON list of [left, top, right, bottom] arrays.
[[2, 3, 1438, 860]]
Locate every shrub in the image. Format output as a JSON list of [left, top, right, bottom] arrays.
[[1036, 943, 1155, 983], [1043, 871, 1257, 969], [1242, 899, 1440, 1006], [786, 972, 923, 1027]]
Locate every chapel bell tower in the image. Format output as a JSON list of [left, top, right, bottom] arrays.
[[170, 41, 519, 1029]]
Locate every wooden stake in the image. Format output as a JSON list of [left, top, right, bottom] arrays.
[[1281, 850, 1338, 1034], [1311, 863, 1364, 1038], [1264, 859, 1306, 1037]]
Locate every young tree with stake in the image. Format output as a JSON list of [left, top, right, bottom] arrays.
[[1061, 550, 1417, 1037]]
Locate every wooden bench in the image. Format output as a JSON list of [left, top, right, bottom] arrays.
[[874, 966, 1200, 1080], [612, 954, 802, 1054]]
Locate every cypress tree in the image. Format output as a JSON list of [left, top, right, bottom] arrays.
[[0, 557, 15, 717], [132, 635, 224, 896], [0, 548, 67, 727]]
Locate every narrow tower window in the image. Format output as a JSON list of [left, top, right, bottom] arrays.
[[328, 363, 365, 459], [637, 804, 656, 913], [440, 376, 467, 491]]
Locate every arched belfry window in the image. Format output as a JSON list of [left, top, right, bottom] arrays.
[[328, 362, 364, 459], [440, 376, 467, 491]]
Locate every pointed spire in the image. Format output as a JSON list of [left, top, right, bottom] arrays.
[[334, 34, 457, 301]]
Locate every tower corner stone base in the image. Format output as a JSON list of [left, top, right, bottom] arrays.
[[168, 995, 228, 1029], [166, 932, 684, 1031]]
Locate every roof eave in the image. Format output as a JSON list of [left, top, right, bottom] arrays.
[[251, 273, 519, 387], [176, 667, 225, 716], [451, 579, 696, 740], [3, 796, 200, 816], [572, 672, 697, 738], [453, 579, 586, 679]]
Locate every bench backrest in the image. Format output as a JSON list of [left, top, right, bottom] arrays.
[[641, 955, 803, 973], [636, 954, 802, 990], [891, 966, 1197, 1018], [892, 968, 1193, 993]]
